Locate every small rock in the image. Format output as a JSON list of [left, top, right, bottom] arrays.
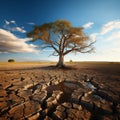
[[9, 104, 24, 119], [72, 103, 82, 110], [71, 94, 80, 103], [31, 90, 47, 103], [47, 96, 55, 102], [21, 77, 25, 81], [52, 90, 63, 100], [23, 84, 33, 90], [23, 101, 42, 118], [62, 102, 72, 109], [46, 96, 58, 108], [28, 112, 40, 120], [56, 105, 65, 112], [41, 84, 48, 90], [52, 80, 59, 85], [53, 110, 66, 120]]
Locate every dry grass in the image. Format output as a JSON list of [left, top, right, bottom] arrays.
[[0, 62, 56, 70], [0, 61, 120, 70]]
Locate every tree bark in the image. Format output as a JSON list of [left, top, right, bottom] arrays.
[[56, 54, 65, 67]]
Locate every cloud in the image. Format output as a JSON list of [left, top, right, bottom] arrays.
[[4, 20, 26, 33], [5, 20, 10, 25], [15, 27, 26, 33], [0, 28, 38, 53], [101, 20, 120, 35], [107, 31, 120, 41], [5, 20, 16, 26], [28, 22, 35, 25], [10, 20, 16, 24], [90, 20, 120, 41], [83, 22, 94, 29], [81, 20, 120, 62], [90, 33, 98, 42]]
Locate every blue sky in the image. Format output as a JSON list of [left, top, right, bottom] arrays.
[[0, 0, 120, 62]]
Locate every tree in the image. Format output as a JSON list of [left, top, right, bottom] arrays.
[[27, 20, 95, 67], [8, 59, 15, 62]]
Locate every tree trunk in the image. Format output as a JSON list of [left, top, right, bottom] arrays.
[[56, 54, 65, 67]]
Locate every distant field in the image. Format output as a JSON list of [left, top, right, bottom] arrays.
[[0, 61, 120, 73], [0, 62, 56, 70]]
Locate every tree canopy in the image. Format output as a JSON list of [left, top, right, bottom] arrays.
[[8, 59, 15, 62], [27, 20, 95, 67]]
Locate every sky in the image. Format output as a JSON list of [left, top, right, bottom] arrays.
[[0, 0, 120, 62]]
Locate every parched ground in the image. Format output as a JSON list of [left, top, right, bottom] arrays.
[[0, 62, 120, 120]]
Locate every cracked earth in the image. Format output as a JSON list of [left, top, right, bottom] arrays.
[[0, 62, 120, 120]]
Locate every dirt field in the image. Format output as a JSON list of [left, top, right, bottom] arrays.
[[0, 62, 120, 120]]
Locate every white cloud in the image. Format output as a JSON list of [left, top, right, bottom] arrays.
[[0, 28, 38, 53], [83, 22, 94, 29], [106, 31, 120, 41], [15, 27, 26, 33], [87, 20, 120, 62], [28, 22, 35, 25], [4, 20, 26, 33], [90, 20, 120, 42], [101, 20, 120, 35], [5, 20, 16, 26], [5, 20, 10, 25], [90, 33, 98, 42], [10, 20, 16, 24]]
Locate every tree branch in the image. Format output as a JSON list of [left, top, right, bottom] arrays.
[[50, 43, 59, 54], [49, 51, 58, 56], [63, 40, 95, 55]]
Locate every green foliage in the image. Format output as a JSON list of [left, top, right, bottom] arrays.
[[70, 59, 73, 63], [8, 59, 15, 62]]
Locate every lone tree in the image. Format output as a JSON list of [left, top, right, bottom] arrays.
[[27, 20, 95, 67], [8, 59, 15, 62]]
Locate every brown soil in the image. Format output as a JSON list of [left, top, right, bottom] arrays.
[[0, 62, 120, 120]]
